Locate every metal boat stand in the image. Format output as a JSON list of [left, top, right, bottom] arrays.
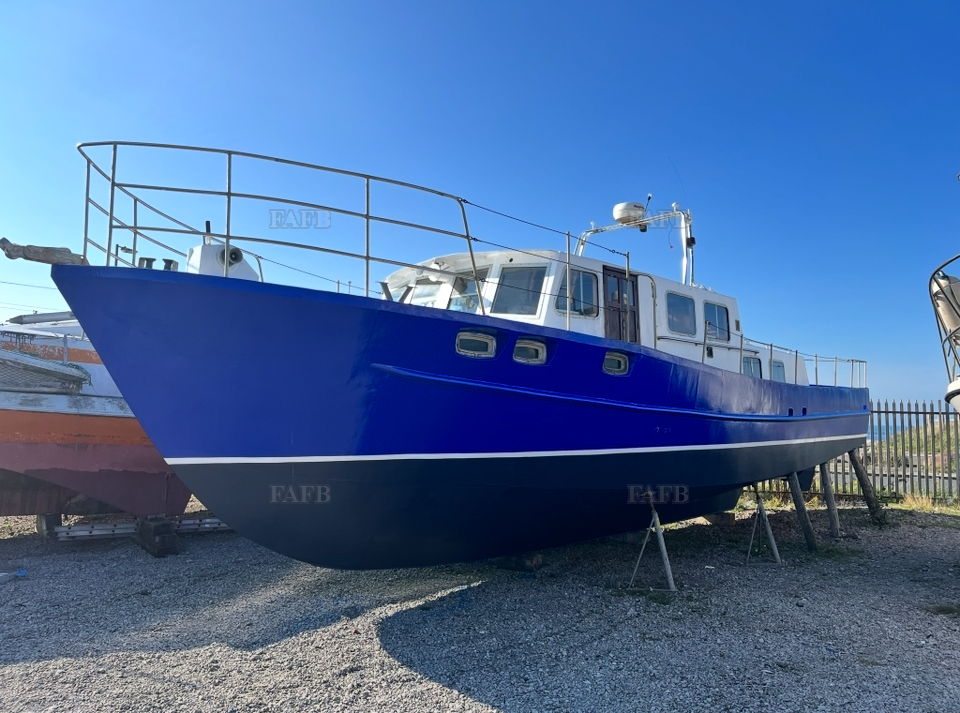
[[745, 484, 783, 566], [627, 503, 677, 592], [52, 516, 230, 557]]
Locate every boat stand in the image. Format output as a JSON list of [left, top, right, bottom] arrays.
[[627, 503, 677, 592], [745, 484, 783, 566]]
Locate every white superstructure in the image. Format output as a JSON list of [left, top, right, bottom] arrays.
[[385, 249, 809, 385]]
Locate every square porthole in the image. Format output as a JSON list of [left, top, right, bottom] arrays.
[[456, 331, 496, 358], [514, 339, 546, 365], [603, 351, 629, 375]]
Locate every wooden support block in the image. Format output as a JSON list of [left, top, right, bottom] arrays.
[[847, 449, 887, 526], [134, 518, 180, 557], [35, 513, 62, 538], [819, 463, 842, 538], [786, 472, 817, 552]]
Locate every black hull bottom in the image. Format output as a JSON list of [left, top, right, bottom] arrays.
[[174, 438, 862, 568]]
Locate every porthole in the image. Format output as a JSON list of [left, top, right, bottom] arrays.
[[603, 351, 629, 375], [456, 331, 496, 358], [514, 339, 546, 365]]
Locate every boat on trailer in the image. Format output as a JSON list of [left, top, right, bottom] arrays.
[[50, 141, 868, 568]]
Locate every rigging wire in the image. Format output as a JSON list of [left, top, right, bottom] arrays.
[[462, 200, 570, 237], [254, 255, 381, 295], [0, 300, 62, 311], [464, 200, 625, 256], [0, 280, 58, 290]]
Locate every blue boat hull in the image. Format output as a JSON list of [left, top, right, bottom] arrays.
[[51, 266, 869, 568]]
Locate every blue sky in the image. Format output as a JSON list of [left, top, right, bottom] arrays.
[[1, 1, 958, 401]]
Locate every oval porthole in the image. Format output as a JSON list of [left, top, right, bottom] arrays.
[[514, 339, 546, 365], [603, 351, 629, 375], [456, 331, 496, 358]]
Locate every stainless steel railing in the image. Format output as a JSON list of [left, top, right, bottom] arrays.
[[76, 141, 867, 387], [78, 141, 489, 306]]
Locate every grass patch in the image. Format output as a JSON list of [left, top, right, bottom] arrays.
[[891, 494, 960, 516], [924, 603, 960, 617], [735, 490, 791, 511]]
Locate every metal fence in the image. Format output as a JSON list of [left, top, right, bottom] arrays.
[[761, 400, 960, 502]]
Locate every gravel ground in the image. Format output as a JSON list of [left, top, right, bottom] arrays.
[[2, 505, 960, 713]]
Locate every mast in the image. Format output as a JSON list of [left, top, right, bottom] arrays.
[[575, 201, 695, 285]]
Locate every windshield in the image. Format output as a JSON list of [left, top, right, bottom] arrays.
[[448, 268, 489, 313]]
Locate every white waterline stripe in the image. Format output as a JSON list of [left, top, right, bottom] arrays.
[[166, 434, 864, 466]]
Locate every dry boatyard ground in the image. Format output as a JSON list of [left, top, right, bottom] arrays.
[[2, 504, 960, 713]]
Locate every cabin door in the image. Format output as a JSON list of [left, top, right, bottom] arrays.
[[603, 267, 639, 343]]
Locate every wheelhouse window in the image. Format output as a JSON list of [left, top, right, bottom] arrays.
[[771, 360, 787, 383], [555, 269, 599, 317], [456, 331, 496, 358], [666, 292, 697, 335], [603, 351, 629, 375], [491, 266, 547, 315], [389, 285, 411, 304], [448, 268, 489, 313], [742, 356, 762, 378], [513, 339, 547, 365], [409, 279, 444, 308], [704, 302, 730, 341]]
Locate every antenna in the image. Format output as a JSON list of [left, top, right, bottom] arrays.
[[574, 198, 693, 283]]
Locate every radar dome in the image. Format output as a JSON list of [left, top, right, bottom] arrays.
[[612, 202, 646, 225]]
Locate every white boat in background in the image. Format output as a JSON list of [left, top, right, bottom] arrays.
[[0, 311, 191, 517], [0, 231, 266, 518]]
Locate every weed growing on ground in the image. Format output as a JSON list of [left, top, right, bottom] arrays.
[[735, 490, 790, 511], [892, 494, 960, 516]]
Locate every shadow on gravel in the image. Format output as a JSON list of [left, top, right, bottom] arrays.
[[377, 517, 758, 713], [378, 508, 960, 713], [0, 532, 488, 665]]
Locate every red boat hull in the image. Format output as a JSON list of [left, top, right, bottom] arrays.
[[0, 408, 190, 517]]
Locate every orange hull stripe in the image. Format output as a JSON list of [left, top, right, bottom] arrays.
[[0, 342, 102, 365], [0, 409, 155, 447]]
